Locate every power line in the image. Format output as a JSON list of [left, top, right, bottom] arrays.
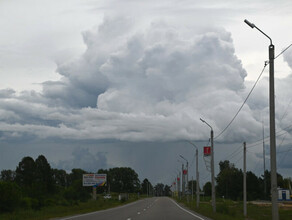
[[275, 43, 292, 60], [214, 42, 292, 140], [215, 64, 268, 139], [246, 123, 292, 148]]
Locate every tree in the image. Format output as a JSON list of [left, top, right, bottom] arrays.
[[0, 181, 21, 212], [15, 156, 37, 197], [35, 155, 54, 194], [0, 169, 16, 182], [163, 185, 171, 196], [99, 167, 140, 193], [52, 168, 68, 188], [188, 180, 199, 195], [216, 160, 243, 200], [154, 183, 165, 196], [261, 170, 284, 199], [141, 178, 152, 194], [246, 171, 262, 200], [203, 182, 211, 196], [68, 168, 87, 186]]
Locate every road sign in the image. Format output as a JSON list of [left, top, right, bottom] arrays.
[[83, 174, 107, 186]]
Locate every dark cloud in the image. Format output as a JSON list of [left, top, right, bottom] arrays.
[[55, 147, 108, 172]]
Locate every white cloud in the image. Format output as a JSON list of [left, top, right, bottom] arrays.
[[0, 17, 291, 146]]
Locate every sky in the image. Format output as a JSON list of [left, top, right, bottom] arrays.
[[0, 0, 292, 187]]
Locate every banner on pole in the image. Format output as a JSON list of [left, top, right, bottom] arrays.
[[83, 174, 107, 186], [204, 146, 211, 156]]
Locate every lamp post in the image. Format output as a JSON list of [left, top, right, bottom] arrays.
[[244, 19, 278, 220], [180, 155, 189, 197], [187, 141, 200, 208], [177, 160, 185, 197], [200, 118, 216, 212]]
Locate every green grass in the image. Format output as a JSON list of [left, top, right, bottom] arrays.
[[175, 196, 292, 220], [0, 193, 144, 220]]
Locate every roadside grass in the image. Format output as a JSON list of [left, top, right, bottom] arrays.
[[175, 196, 292, 220], [0, 193, 144, 220]]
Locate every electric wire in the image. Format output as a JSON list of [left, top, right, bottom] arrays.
[[246, 123, 292, 148], [215, 64, 267, 139], [214, 42, 292, 140], [275, 43, 292, 60]]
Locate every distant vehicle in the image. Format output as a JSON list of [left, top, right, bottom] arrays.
[[104, 194, 112, 199]]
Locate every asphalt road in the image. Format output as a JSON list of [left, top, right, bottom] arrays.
[[58, 197, 210, 220]]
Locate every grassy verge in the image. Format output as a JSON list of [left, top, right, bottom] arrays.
[[0, 193, 144, 220], [174, 196, 292, 220]]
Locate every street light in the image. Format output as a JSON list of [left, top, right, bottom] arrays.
[[177, 159, 185, 197], [187, 141, 200, 208], [200, 118, 216, 212], [244, 19, 278, 220], [180, 155, 189, 197]]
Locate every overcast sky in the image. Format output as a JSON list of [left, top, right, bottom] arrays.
[[0, 0, 292, 186]]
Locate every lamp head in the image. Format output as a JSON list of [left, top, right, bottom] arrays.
[[244, 19, 255, 28]]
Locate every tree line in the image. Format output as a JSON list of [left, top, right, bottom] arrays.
[[201, 160, 292, 201], [0, 155, 169, 213]]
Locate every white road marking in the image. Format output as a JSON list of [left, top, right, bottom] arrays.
[[127, 218, 131, 220], [169, 198, 206, 220], [137, 212, 141, 215]]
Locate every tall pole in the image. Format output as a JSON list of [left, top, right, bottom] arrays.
[[243, 142, 247, 217], [244, 19, 278, 220], [179, 171, 181, 200], [182, 164, 185, 197], [187, 161, 189, 193], [192, 176, 194, 201], [187, 141, 200, 208], [269, 43, 279, 220], [210, 128, 216, 212], [196, 148, 200, 208], [200, 118, 216, 212], [180, 155, 189, 197], [263, 121, 267, 195]]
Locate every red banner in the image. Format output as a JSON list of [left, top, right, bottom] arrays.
[[183, 169, 187, 175], [204, 146, 211, 156]]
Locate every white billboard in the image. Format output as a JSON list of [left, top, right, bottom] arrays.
[[83, 174, 107, 187]]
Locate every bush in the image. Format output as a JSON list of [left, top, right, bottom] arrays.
[[20, 197, 39, 210], [0, 181, 21, 212]]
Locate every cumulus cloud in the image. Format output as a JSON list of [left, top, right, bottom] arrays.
[[0, 17, 292, 147]]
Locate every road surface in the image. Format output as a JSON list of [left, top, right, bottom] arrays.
[[58, 197, 210, 220]]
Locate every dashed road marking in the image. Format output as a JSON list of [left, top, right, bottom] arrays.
[[137, 212, 141, 215]]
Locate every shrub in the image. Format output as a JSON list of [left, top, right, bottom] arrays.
[[0, 181, 21, 212]]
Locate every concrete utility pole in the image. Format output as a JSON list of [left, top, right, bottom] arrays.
[[182, 164, 185, 197], [196, 148, 199, 208], [200, 118, 216, 212], [188, 141, 200, 208], [244, 19, 278, 220], [178, 172, 181, 200], [243, 142, 247, 217], [192, 176, 194, 201], [263, 121, 267, 195], [180, 155, 189, 195]]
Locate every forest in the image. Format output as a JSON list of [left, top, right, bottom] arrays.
[[0, 155, 171, 213]]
